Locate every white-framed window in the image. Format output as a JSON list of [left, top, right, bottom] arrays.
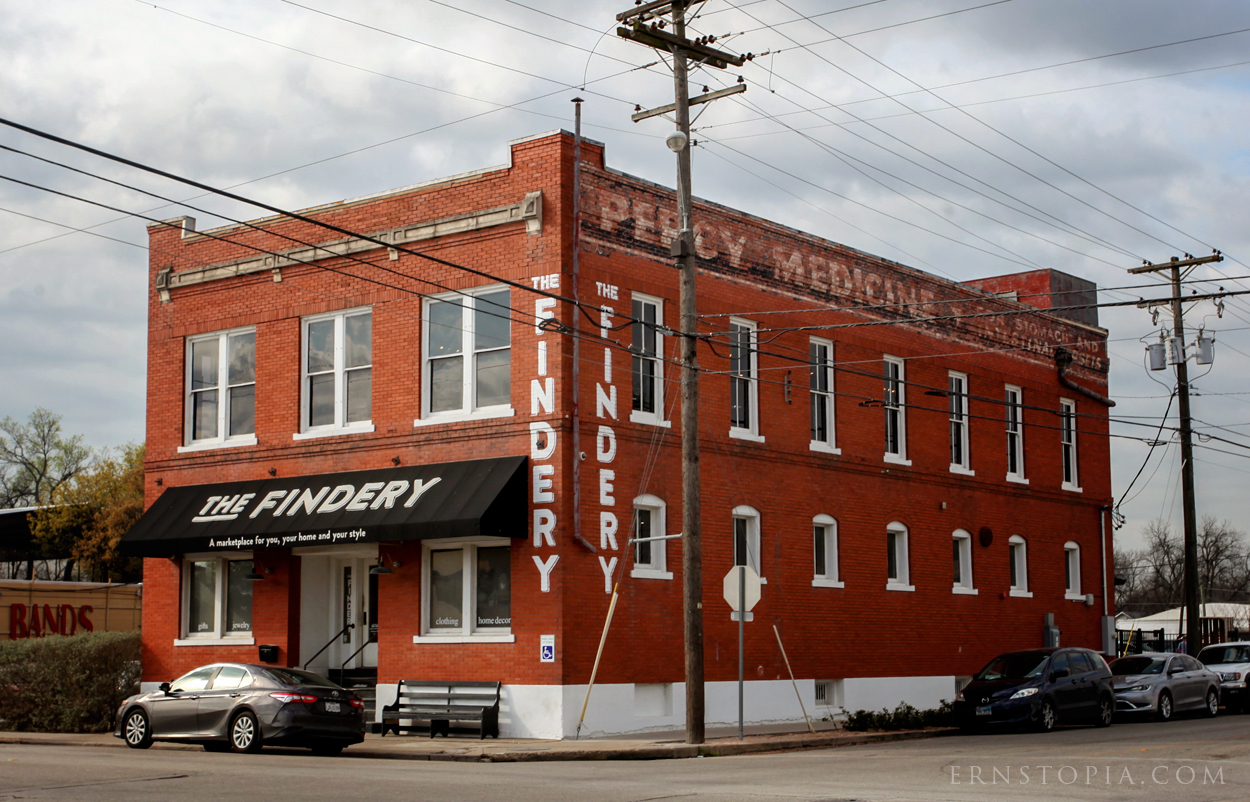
[[732, 505, 764, 580], [420, 286, 513, 423], [631, 494, 672, 580], [809, 338, 838, 453], [952, 529, 976, 594], [630, 294, 668, 427], [948, 371, 973, 474], [883, 356, 909, 464], [812, 514, 842, 588], [177, 553, 254, 645], [1005, 385, 1026, 483], [886, 521, 913, 591], [182, 328, 257, 452], [296, 308, 372, 439], [416, 537, 514, 643], [1064, 541, 1082, 600], [1060, 398, 1080, 490], [1009, 534, 1031, 597], [729, 319, 762, 441]]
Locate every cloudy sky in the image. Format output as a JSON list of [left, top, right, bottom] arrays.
[[1, 0, 1248, 551]]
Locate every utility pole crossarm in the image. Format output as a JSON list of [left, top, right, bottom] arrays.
[[1136, 290, 1236, 310], [632, 84, 746, 122], [617, 25, 746, 69]]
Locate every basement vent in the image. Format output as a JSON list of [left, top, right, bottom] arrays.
[[815, 681, 828, 703]]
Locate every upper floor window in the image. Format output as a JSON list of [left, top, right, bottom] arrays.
[[883, 356, 908, 463], [180, 553, 253, 643], [631, 495, 671, 579], [952, 529, 975, 594], [299, 308, 372, 437], [948, 372, 971, 474], [729, 320, 761, 441], [185, 328, 255, 450], [813, 514, 842, 588], [732, 505, 763, 579], [809, 338, 837, 453], [630, 294, 666, 425], [1009, 534, 1030, 597], [423, 288, 511, 419], [886, 521, 912, 591], [1005, 385, 1026, 483], [1060, 398, 1079, 490], [1064, 541, 1082, 599]]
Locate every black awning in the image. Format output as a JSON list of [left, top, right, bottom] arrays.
[[121, 456, 527, 557]]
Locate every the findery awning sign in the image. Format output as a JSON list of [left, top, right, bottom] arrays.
[[121, 456, 526, 556]]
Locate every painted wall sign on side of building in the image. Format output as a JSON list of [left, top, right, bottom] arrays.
[[596, 304, 619, 593], [8, 603, 95, 639], [531, 286, 560, 592]]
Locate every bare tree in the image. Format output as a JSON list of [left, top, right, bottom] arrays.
[[1117, 517, 1250, 618], [0, 408, 92, 508]]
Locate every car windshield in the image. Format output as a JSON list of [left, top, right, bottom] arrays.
[[265, 667, 341, 688], [976, 652, 1050, 681], [1198, 645, 1250, 665], [1110, 656, 1167, 676]]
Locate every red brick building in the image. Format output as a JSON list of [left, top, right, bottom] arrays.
[[124, 131, 1115, 737]]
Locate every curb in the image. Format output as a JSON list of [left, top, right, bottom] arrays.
[[0, 728, 954, 762]]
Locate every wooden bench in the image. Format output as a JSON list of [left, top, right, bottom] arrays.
[[380, 680, 501, 739]]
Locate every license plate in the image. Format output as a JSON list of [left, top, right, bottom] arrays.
[[324, 701, 340, 713], [976, 705, 992, 716]]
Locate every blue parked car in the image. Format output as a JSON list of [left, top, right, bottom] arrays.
[[954, 648, 1115, 732]]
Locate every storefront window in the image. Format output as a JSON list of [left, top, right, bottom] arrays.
[[181, 554, 253, 641], [475, 546, 511, 629], [429, 549, 464, 629], [421, 540, 511, 638], [188, 560, 216, 634]]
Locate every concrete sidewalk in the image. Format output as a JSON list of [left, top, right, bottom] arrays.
[[0, 725, 953, 762]]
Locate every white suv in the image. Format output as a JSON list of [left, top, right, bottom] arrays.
[[1197, 642, 1250, 714]]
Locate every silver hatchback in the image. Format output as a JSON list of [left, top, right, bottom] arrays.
[[114, 663, 365, 755], [1109, 652, 1220, 721]]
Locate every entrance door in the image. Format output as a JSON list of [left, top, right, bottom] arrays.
[[298, 548, 377, 676]]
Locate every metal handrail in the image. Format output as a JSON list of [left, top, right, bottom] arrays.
[[336, 635, 374, 684], [303, 622, 354, 670]]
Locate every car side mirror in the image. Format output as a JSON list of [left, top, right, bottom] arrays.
[[1050, 669, 1069, 682], [159, 682, 172, 694]]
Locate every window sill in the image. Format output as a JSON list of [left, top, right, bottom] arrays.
[[293, 424, 375, 441], [952, 586, 979, 596], [886, 582, 915, 592], [729, 428, 765, 443], [1006, 475, 1029, 485], [949, 464, 975, 477], [630, 568, 674, 580], [809, 441, 841, 455], [414, 407, 515, 428], [1065, 592, 1084, 601], [1009, 589, 1033, 598], [883, 454, 912, 467], [1061, 482, 1083, 493], [174, 637, 256, 647], [412, 633, 516, 644], [812, 578, 844, 589], [178, 436, 258, 454], [629, 410, 671, 428]]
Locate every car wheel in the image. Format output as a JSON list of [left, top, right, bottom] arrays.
[[1036, 699, 1056, 733], [122, 708, 153, 749], [1095, 695, 1114, 728], [203, 742, 230, 753], [1156, 691, 1173, 722], [1205, 689, 1219, 718], [311, 744, 344, 757], [229, 710, 262, 754]]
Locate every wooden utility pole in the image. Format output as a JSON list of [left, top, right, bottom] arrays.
[[616, 0, 746, 745], [1130, 251, 1223, 656]]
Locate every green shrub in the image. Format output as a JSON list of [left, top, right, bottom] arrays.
[[0, 632, 141, 733], [845, 700, 954, 731]]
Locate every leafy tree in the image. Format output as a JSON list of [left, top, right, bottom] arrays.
[[30, 444, 144, 583], [0, 408, 92, 509]]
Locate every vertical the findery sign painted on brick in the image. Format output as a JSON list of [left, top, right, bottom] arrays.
[[596, 303, 619, 592], [531, 281, 559, 592]]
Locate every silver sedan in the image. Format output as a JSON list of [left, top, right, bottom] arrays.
[[114, 663, 365, 755], [1109, 652, 1220, 721]]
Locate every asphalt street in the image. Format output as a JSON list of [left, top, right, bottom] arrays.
[[2, 715, 1247, 802]]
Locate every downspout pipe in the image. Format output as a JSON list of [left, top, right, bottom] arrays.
[[570, 101, 595, 554], [1055, 348, 1115, 407]]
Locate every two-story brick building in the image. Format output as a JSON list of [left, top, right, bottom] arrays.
[[122, 130, 1115, 738]]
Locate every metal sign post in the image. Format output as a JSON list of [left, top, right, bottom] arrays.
[[723, 565, 761, 741]]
